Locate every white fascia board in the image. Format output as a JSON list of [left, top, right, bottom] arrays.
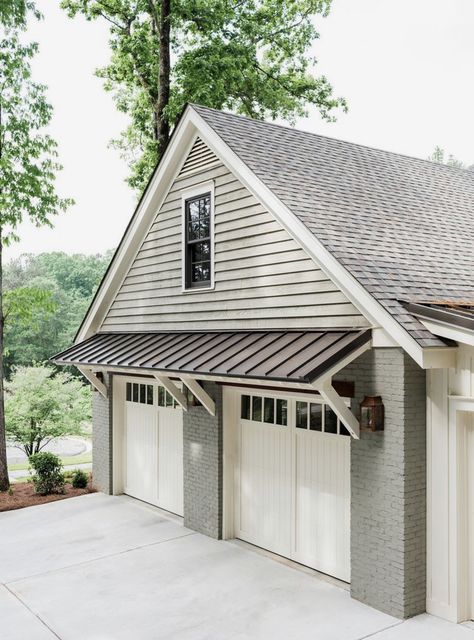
[[187, 109, 431, 367], [76, 112, 200, 342], [421, 318, 474, 348]]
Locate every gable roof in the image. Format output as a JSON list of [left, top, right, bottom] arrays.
[[192, 105, 474, 350]]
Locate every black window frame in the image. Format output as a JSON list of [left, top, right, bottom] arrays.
[[184, 192, 212, 289]]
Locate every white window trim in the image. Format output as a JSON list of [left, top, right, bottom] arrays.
[[181, 180, 215, 293]]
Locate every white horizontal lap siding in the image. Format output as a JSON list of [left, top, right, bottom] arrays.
[[101, 139, 367, 332]]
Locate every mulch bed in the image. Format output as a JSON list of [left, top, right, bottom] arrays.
[[0, 481, 96, 512]]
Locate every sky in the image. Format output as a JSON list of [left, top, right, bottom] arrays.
[[5, 0, 474, 261]]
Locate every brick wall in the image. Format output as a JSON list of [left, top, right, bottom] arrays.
[[92, 373, 113, 494], [335, 348, 426, 619], [182, 381, 223, 538]]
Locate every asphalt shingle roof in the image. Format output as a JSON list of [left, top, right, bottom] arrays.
[[193, 105, 474, 348]]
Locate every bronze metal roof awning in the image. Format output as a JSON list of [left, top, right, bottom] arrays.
[[53, 329, 371, 385]]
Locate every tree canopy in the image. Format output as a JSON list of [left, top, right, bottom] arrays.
[[5, 365, 91, 457], [61, 0, 347, 192], [3, 252, 112, 374]]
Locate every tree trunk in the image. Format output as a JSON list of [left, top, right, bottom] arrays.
[[0, 228, 9, 491], [156, 0, 171, 158]]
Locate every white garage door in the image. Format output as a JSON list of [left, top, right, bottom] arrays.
[[235, 392, 351, 582], [124, 380, 183, 516]]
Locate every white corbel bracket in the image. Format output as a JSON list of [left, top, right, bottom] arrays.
[[153, 375, 188, 411], [180, 377, 216, 416], [314, 380, 360, 439], [78, 366, 108, 399]]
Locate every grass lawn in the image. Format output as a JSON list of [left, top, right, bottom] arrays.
[[8, 451, 92, 472]]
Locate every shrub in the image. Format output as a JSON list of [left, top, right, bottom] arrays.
[[29, 452, 65, 495], [72, 469, 88, 489]]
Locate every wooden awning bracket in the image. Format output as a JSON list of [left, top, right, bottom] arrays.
[[314, 380, 360, 439], [78, 366, 108, 399], [153, 375, 188, 411], [180, 377, 216, 416]]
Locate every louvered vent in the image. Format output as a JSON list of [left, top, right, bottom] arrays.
[[179, 137, 221, 177]]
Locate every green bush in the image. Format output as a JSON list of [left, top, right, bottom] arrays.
[[72, 469, 88, 489], [29, 452, 65, 495]]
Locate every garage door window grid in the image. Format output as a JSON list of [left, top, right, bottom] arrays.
[[126, 382, 178, 408], [241, 393, 350, 436]]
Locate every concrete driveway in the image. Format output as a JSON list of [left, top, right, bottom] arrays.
[[1, 494, 473, 640]]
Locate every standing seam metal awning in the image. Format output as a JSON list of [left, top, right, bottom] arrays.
[[52, 329, 371, 384]]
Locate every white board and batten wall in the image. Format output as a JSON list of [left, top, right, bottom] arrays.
[[427, 344, 474, 622], [102, 137, 368, 332]]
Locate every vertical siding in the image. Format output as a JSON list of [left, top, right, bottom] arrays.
[[102, 138, 366, 331]]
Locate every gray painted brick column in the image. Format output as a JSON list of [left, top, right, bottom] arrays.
[[335, 348, 426, 619], [92, 372, 113, 494], [183, 381, 223, 538]]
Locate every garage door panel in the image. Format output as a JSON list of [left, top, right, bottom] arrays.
[[125, 403, 158, 504], [294, 430, 350, 581], [157, 408, 184, 515], [235, 391, 351, 582], [124, 380, 183, 516], [238, 421, 292, 555]]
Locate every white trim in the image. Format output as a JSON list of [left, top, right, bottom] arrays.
[[180, 377, 216, 416], [78, 366, 107, 398], [181, 180, 215, 292], [421, 318, 474, 348]]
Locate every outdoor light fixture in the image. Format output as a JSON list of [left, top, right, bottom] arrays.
[[360, 395, 384, 432]]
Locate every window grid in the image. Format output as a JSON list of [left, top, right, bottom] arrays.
[[241, 394, 287, 426], [125, 382, 179, 408], [241, 394, 350, 437], [185, 193, 211, 289]]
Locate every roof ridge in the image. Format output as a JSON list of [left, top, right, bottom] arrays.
[[190, 103, 473, 177]]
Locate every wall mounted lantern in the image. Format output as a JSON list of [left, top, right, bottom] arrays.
[[360, 395, 384, 432]]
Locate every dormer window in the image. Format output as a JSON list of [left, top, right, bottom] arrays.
[[182, 182, 214, 291]]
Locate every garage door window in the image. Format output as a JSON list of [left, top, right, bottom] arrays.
[[241, 394, 287, 426], [158, 386, 179, 408], [295, 400, 350, 437], [126, 382, 153, 405]]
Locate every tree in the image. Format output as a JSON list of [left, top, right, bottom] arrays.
[[2, 252, 110, 374], [61, 0, 347, 191], [0, 0, 38, 27], [5, 365, 91, 457], [0, 17, 73, 489], [428, 146, 466, 169]]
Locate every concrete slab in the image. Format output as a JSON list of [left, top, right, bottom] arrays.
[[10, 532, 397, 640], [0, 493, 190, 583], [373, 613, 474, 639], [0, 585, 57, 640], [2, 494, 474, 640]]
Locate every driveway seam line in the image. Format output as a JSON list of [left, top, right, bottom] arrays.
[[355, 620, 405, 639], [3, 583, 63, 640], [5, 531, 197, 586]]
